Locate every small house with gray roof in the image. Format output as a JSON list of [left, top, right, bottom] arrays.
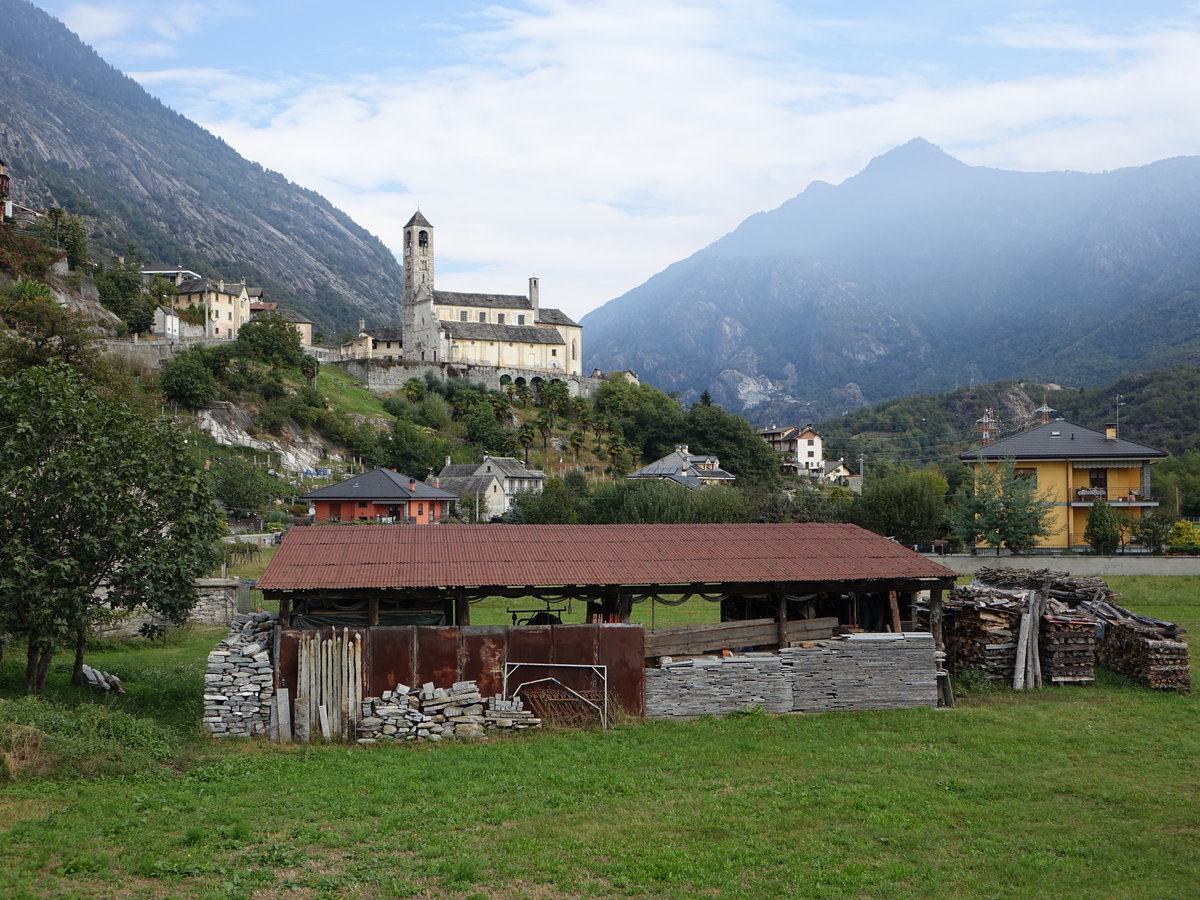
[[303, 468, 457, 525], [627, 445, 736, 491], [438, 454, 546, 518]]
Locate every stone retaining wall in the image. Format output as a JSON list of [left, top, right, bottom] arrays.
[[645, 633, 937, 717], [96, 579, 243, 638]]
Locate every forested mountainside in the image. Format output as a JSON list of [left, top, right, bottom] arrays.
[[0, 0, 403, 337], [583, 139, 1200, 424]]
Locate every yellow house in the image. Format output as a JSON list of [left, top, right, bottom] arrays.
[[172, 277, 250, 339], [960, 420, 1167, 550]]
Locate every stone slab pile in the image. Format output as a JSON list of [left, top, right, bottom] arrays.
[[203, 611, 277, 737], [356, 680, 542, 744], [645, 634, 938, 717], [785, 633, 937, 712], [645, 653, 792, 717]]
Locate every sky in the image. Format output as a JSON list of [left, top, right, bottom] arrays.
[[26, 1, 1200, 320]]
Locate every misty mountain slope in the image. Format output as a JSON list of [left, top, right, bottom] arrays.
[[583, 138, 1200, 423], [0, 0, 403, 335]]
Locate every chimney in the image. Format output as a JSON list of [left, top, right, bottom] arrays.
[[529, 277, 540, 314], [445, 455, 451, 468], [1105, 423, 1118, 441], [409, 478, 416, 492], [358, 318, 366, 333]]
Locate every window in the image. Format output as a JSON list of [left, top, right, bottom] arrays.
[[551, 348, 557, 356], [479, 312, 487, 323], [498, 313, 505, 324], [1089, 469, 1107, 490], [418, 230, 428, 247], [228, 311, 232, 320], [1015, 467, 1038, 486], [460, 311, 468, 322], [518, 314, 526, 325], [807, 439, 815, 446], [358, 501, 369, 508], [417, 503, 424, 515], [807, 451, 815, 457]]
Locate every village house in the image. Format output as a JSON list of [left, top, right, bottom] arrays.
[[959, 419, 1167, 551], [759, 424, 824, 477], [249, 303, 314, 346], [627, 445, 736, 490], [168, 276, 251, 339], [399, 212, 583, 375], [437, 454, 546, 519], [302, 467, 457, 524]]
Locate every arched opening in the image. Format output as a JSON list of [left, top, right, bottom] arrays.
[[418, 230, 429, 248], [572, 339, 578, 361]]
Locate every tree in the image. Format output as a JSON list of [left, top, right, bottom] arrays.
[[854, 469, 948, 546], [1083, 500, 1122, 556], [0, 363, 223, 692], [683, 403, 781, 488], [949, 458, 1057, 555], [159, 351, 218, 409], [1130, 510, 1174, 555], [299, 355, 319, 388], [0, 278, 98, 375], [236, 314, 304, 368], [210, 456, 278, 519]]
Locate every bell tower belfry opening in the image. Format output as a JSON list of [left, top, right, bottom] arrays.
[[402, 211, 434, 305]]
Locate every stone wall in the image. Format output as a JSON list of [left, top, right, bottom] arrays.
[[95, 578, 243, 638], [645, 633, 937, 717], [338, 358, 602, 398]]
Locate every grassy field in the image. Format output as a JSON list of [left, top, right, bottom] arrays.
[[1, 579, 1196, 899]]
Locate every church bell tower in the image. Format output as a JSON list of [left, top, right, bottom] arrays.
[[402, 211, 434, 308]]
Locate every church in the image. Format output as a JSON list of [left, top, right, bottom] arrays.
[[400, 212, 583, 376]]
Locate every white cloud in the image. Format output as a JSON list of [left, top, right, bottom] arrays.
[[83, 3, 1200, 319]]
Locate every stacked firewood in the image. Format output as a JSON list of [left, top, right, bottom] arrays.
[[916, 585, 1024, 682], [1077, 598, 1191, 691], [1038, 613, 1100, 684], [974, 567, 1116, 604]]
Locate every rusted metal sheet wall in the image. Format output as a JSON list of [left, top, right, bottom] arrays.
[[278, 624, 646, 719]]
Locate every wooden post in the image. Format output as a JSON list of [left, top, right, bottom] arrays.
[[888, 590, 902, 634], [776, 594, 788, 649], [929, 587, 945, 652], [455, 590, 470, 626], [368, 596, 380, 627]]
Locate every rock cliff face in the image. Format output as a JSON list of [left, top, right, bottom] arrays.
[[583, 139, 1200, 423], [0, 0, 403, 337]]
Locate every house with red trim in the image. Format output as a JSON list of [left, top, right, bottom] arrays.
[[302, 468, 457, 524]]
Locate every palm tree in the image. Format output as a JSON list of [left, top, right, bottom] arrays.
[[517, 423, 537, 466]]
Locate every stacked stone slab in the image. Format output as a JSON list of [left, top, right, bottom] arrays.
[[356, 680, 542, 744], [645, 653, 792, 716], [203, 612, 277, 737], [645, 634, 937, 718], [786, 633, 937, 711]]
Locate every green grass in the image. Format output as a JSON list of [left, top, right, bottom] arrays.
[[0, 581, 1196, 898], [314, 365, 394, 419]]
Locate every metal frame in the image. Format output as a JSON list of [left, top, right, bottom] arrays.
[[503, 662, 609, 728]]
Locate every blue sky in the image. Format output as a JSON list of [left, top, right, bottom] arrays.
[[26, 1, 1200, 319]]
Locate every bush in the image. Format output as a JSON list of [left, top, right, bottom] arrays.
[[159, 352, 217, 409]]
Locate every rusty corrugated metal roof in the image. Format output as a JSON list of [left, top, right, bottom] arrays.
[[258, 523, 956, 591]]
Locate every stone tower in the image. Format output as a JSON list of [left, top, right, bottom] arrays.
[[402, 211, 435, 339]]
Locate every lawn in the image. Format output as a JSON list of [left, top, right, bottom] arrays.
[[1, 580, 1196, 899]]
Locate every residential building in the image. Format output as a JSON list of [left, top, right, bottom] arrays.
[[438, 454, 546, 518], [959, 420, 1167, 550], [302, 468, 457, 524], [152, 305, 180, 340], [170, 277, 251, 339], [627, 445, 736, 491], [400, 212, 583, 375], [140, 265, 203, 286], [759, 424, 824, 476], [249, 304, 314, 347]]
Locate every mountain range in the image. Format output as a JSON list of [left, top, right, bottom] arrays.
[[581, 139, 1200, 423], [0, 0, 403, 337]]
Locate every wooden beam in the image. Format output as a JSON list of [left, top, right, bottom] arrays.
[[888, 590, 902, 633]]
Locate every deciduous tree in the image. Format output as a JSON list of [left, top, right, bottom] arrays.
[[0, 363, 223, 692]]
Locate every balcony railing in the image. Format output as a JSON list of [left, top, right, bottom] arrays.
[[1074, 487, 1156, 504]]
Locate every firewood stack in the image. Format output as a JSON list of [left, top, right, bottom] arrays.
[[1077, 598, 1191, 692], [1038, 612, 1099, 684], [918, 585, 1025, 682]]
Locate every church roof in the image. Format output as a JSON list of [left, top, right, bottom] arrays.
[[406, 211, 432, 227], [536, 307, 578, 327], [365, 326, 404, 340], [441, 321, 564, 344], [433, 289, 533, 310]]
